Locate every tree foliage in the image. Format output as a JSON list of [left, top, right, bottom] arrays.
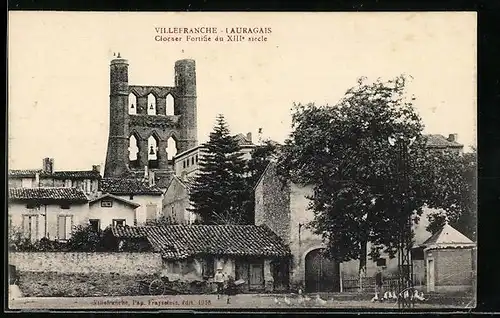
[[425, 148, 477, 240], [276, 75, 475, 273], [189, 114, 251, 224]]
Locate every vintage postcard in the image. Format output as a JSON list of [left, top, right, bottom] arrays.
[[7, 12, 477, 312]]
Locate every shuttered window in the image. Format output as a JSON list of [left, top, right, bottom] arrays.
[[22, 215, 39, 241], [57, 215, 73, 240]]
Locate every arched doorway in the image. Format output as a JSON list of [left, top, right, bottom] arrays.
[[304, 248, 340, 293]]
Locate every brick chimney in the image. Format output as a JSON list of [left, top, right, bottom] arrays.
[[42, 158, 54, 174], [247, 132, 253, 143], [447, 133, 458, 142], [35, 172, 40, 187], [92, 165, 101, 173]]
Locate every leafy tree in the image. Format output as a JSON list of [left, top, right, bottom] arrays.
[[276, 75, 467, 276], [189, 114, 251, 224], [425, 148, 477, 240], [66, 225, 118, 252]]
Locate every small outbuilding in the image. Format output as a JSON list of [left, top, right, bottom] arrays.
[[421, 223, 476, 293]]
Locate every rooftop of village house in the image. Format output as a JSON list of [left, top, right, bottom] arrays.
[[8, 187, 89, 202], [111, 224, 291, 259], [8, 157, 102, 179], [421, 223, 475, 249], [98, 178, 164, 196], [425, 134, 463, 148], [88, 193, 141, 208]]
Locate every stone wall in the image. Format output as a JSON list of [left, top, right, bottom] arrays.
[[9, 252, 163, 275], [254, 163, 291, 244]]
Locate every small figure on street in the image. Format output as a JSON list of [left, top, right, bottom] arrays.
[[225, 274, 236, 304], [214, 267, 225, 300], [374, 266, 384, 302]]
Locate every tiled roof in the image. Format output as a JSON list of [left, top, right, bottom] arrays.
[[233, 133, 254, 146], [99, 178, 163, 195], [9, 187, 89, 202], [8, 169, 44, 177], [8, 169, 101, 179], [89, 193, 140, 208], [51, 170, 101, 179], [421, 223, 475, 250], [111, 225, 291, 259], [425, 134, 463, 148]]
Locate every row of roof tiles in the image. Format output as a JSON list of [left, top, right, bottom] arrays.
[[111, 224, 291, 259], [8, 187, 89, 202], [9, 176, 164, 201], [8, 169, 102, 179]]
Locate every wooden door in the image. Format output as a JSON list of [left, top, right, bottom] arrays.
[[249, 263, 264, 290], [427, 259, 435, 292], [305, 249, 340, 293]]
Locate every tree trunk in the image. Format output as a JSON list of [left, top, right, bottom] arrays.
[[358, 239, 368, 291]]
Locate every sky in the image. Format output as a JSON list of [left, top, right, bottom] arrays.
[[8, 12, 477, 170]]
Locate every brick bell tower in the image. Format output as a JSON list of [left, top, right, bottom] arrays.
[[104, 54, 198, 180]]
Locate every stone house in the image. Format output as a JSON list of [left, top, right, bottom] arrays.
[[162, 175, 198, 224], [111, 224, 291, 292], [8, 187, 89, 242], [163, 132, 256, 223], [8, 187, 145, 242], [173, 132, 255, 179], [254, 161, 442, 293], [98, 178, 164, 226], [418, 223, 476, 293], [87, 194, 140, 230], [8, 158, 101, 195], [426, 134, 464, 155]]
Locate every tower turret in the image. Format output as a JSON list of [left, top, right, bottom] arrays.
[[104, 54, 130, 178], [175, 59, 198, 152]]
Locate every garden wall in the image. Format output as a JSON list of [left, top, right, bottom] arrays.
[[9, 252, 163, 275]]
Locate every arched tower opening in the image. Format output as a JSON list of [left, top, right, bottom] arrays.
[[128, 92, 137, 115], [128, 133, 141, 169], [167, 136, 178, 162], [166, 94, 175, 116], [148, 135, 160, 169], [147, 93, 157, 115]]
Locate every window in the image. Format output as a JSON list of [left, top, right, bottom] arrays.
[[23, 215, 39, 241], [129, 195, 134, 200], [89, 219, 100, 232], [26, 203, 40, 210], [376, 258, 387, 267], [187, 159, 190, 167], [113, 219, 126, 226], [21, 178, 33, 188], [165, 94, 175, 116], [101, 200, 113, 208], [57, 215, 73, 240], [64, 179, 72, 188], [60, 204, 70, 210], [195, 155, 198, 163], [183, 161, 186, 168], [202, 256, 215, 278], [146, 204, 157, 223], [171, 207, 176, 220], [191, 157, 195, 165]]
